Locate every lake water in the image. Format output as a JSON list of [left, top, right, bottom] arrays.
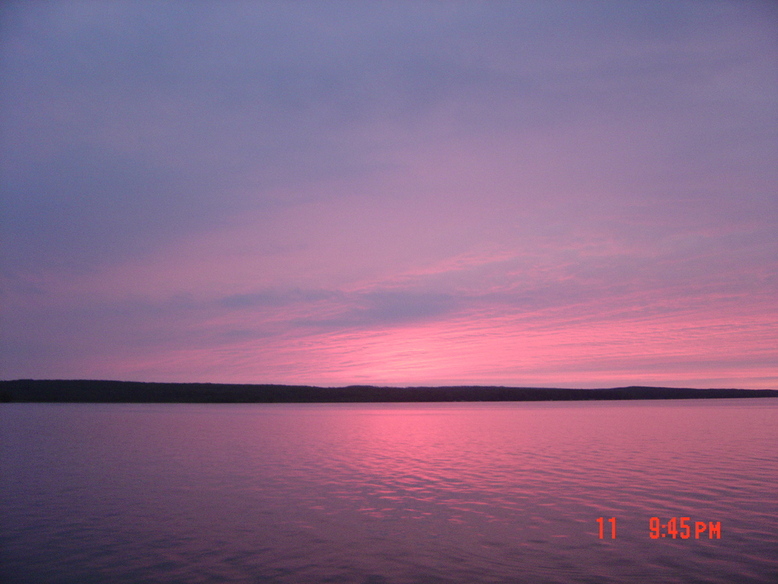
[[1, 399, 777, 583]]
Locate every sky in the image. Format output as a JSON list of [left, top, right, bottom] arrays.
[[1, 0, 776, 388]]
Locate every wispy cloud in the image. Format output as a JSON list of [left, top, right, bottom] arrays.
[[1, 1, 776, 387]]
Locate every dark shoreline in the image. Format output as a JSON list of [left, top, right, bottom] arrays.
[[1, 379, 777, 403]]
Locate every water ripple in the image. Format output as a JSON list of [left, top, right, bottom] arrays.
[[1, 400, 776, 583]]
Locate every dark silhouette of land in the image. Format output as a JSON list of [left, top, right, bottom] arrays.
[[1, 379, 776, 403]]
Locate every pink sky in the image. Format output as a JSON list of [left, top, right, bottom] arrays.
[[1, 1, 776, 388]]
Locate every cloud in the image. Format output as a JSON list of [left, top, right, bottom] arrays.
[[1, 1, 776, 386], [218, 289, 337, 310]]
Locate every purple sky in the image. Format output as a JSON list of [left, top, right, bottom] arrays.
[[1, 1, 776, 388]]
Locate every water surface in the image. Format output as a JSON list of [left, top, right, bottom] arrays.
[[2, 399, 776, 583]]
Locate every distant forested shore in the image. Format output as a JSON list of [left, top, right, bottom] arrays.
[[1, 379, 776, 403]]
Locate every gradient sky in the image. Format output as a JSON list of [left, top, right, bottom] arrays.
[[1, 1, 776, 388]]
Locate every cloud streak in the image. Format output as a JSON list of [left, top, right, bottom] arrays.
[[1, 0, 776, 387]]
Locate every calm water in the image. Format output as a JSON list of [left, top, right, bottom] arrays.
[[1, 399, 777, 583]]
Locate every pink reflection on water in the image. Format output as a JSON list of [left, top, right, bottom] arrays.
[[3, 400, 777, 582]]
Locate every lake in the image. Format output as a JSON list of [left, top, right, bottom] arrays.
[[1, 399, 776, 583]]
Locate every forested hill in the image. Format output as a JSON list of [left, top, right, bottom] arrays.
[[1, 379, 777, 403]]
